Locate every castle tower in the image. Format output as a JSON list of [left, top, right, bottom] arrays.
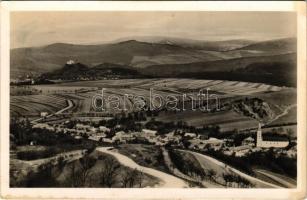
[[66, 60, 75, 65], [256, 123, 263, 147]]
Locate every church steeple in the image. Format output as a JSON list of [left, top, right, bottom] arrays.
[[256, 123, 262, 147]]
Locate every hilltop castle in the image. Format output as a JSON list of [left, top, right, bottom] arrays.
[[256, 123, 289, 148]]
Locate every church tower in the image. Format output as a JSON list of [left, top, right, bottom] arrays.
[[256, 123, 263, 147]]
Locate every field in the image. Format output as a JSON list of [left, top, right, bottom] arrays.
[[32, 78, 283, 95], [10, 95, 67, 117], [156, 110, 258, 131], [10, 79, 296, 131]]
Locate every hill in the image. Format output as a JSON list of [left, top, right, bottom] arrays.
[[41, 62, 143, 80], [11, 37, 296, 76], [10, 37, 297, 86], [142, 53, 297, 87], [11, 40, 221, 77], [113, 36, 254, 51], [238, 37, 296, 53]]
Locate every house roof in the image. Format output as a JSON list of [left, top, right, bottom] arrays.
[[142, 129, 157, 134], [243, 137, 254, 141]]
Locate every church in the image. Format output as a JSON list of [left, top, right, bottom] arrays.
[[256, 123, 289, 148]]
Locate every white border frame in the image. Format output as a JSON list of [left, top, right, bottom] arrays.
[[1, 1, 306, 199]]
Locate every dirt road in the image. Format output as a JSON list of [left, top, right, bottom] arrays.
[[96, 147, 188, 188], [181, 150, 281, 188]]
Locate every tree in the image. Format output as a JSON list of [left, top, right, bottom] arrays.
[[120, 169, 131, 188], [136, 169, 144, 187], [67, 162, 83, 187], [207, 169, 217, 181], [100, 157, 120, 187], [78, 156, 97, 186], [57, 156, 66, 170], [286, 128, 294, 137]]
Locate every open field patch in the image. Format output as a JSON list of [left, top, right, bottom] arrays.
[[156, 110, 258, 131]]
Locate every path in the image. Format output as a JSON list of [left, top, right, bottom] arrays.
[[255, 169, 296, 188], [181, 150, 281, 188], [96, 147, 188, 188], [31, 99, 74, 124], [267, 104, 297, 125]]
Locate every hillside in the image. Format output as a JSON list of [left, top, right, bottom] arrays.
[[41, 62, 143, 80], [113, 36, 254, 51], [11, 40, 221, 77], [142, 53, 297, 87], [11, 37, 295, 76], [238, 37, 296, 53]]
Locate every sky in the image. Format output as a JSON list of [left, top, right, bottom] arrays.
[[10, 11, 297, 49]]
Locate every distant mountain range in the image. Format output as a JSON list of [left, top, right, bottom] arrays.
[[11, 37, 296, 86]]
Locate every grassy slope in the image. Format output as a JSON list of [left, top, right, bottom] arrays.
[[117, 144, 169, 173]]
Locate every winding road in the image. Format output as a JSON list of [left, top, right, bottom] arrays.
[[161, 148, 223, 188], [96, 147, 188, 188], [255, 169, 296, 188], [31, 99, 74, 124], [181, 150, 282, 188]]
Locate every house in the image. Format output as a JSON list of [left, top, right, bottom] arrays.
[[198, 134, 209, 140], [188, 138, 206, 149], [32, 123, 54, 131], [232, 145, 251, 157], [99, 126, 110, 132], [203, 137, 224, 150], [113, 131, 134, 143], [76, 123, 91, 131], [102, 138, 113, 143], [184, 132, 197, 138], [165, 132, 181, 144], [74, 135, 82, 139], [32, 123, 49, 129], [88, 135, 105, 141], [142, 129, 157, 141], [242, 137, 255, 147], [142, 129, 157, 137], [223, 138, 235, 146], [40, 112, 49, 117], [89, 127, 99, 133], [286, 146, 297, 158]]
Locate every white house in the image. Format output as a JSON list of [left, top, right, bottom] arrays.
[[142, 129, 157, 136], [102, 138, 113, 143], [40, 112, 49, 117], [242, 137, 255, 147], [113, 131, 134, 143], [203, 137, 224, 150], [88, 134, 106, 141], [32, 123, 54, 131], [232, 145, 251, 157], [165, 132, 181, 144], [188, 138, 206, 149], [89, 127, 99, 133], [99, 126, 110, 132], [184, 132, 197, 138], [142, 129, 157, 141], [76, 123, 91, 131]]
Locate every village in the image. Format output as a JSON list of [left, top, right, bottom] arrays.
[[32, 119, 297, 159]]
